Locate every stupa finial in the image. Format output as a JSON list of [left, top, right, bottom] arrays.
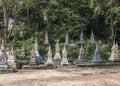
[[90, 30, 95, 44], [34, 38, 38, 51], [44, 32, 49, 45], [65, 32, 69, 45], [79, 31, 85, 44], [47, 45, 52, 59]]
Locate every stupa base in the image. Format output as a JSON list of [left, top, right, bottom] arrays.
[[23, 64, 57, 70]]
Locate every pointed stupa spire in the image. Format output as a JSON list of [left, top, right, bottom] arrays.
[[55, 39, 60, 52], [48, 46, 52, 59], [44, 32, 49, 45], [1, 38, 5, 50], [65, 32, 69, 45], [11, 45, 14, 55], [90, 30, 95, 44], [62, 44, 67, 58], [79, 31, 85, 44], [34, 38, 38, 51]]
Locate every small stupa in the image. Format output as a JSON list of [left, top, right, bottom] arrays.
[[109, 42, 120, 62], [45, 46, 54, 66], [53, 39, 61, 65], [7, 46, 17, 70], [34, 38, 42, 61], [0, 38, 8, 69], [29, 47, 37, 66], [78, 44, 86, 63], [92, 42, 101, 62], [61, 45, 69, 65]]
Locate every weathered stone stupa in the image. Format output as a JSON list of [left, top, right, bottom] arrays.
[[34, 38, 42, 62], [75, 31, 86, 64], [53, 39, 61, 65], [77, 44, 86, 63], [92, 42, 101, 62], [29, 47, 37, 66], [109, 42, 120, 62], [7, 46, 17, 70], [61, 45, 69, 65], [45, 46, 54, 66], [0, 38, 8, 69]]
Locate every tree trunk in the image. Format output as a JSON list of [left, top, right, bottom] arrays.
[[1, 0, 9, 46], [111, 17, 115, 43]]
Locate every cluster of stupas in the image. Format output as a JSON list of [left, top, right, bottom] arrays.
[[0, 38, 17, 70], [44, 32, 69, 66], [27, 31, 120, 67], [1, 30, 120, 70]]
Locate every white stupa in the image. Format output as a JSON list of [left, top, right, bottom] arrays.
[[61, 45, 69, 65], [46, 46, 54, 65], [7, 46, 17, 69], [53, 39, 61, 65]]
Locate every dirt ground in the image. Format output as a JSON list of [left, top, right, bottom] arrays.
[[0, 66, 120, 86]]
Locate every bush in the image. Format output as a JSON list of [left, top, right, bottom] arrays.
[[100, 44, 111, 62]]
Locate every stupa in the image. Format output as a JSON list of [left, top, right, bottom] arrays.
[[29, 47, 37, 66], [0, 38, 8, 69], [61, 45, 69, 65], [75, 31, 87, 65], [109, 42, 120, 62], [92, 42, 101, 62], [45, 46, 54, 66], [7, 46, 17, 70], [76, 44, 86, 64], [34, 38, 42, 62], [53, 39, 61, 65]]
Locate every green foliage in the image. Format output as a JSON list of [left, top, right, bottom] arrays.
[[85, 41, 95, 61], [100, 44, 111, 61]]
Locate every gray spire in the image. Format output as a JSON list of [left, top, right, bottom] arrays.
[[79, 31, 85, 44], [90, 30, 95, 44], [65, 33, 69, 45]]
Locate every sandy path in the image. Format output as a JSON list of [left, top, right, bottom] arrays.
[[0, 66, 120, 86]]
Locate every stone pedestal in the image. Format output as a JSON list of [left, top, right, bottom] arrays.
[[61, 57, 69, 66], [53, 59, 61, 65], [29, 57, 37, 66]]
